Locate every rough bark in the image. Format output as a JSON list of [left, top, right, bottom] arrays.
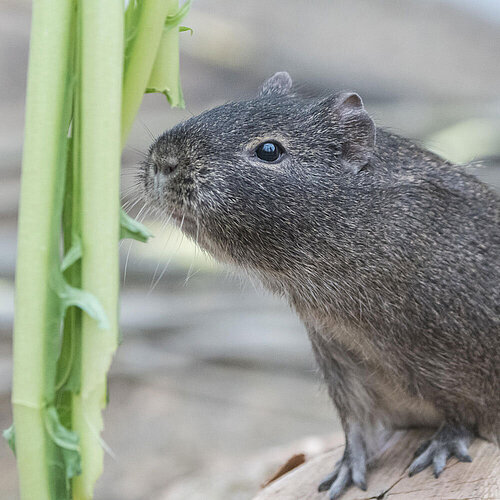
[[255, 430, 500, 500]]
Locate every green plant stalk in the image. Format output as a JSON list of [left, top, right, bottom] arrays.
[[10, 0, 189, 497], [146, 0, 190, 108], [71, 1, 124, 498], [11, 1, 74, 499], [56, 1, 82, 432], [122, 0, 172, 146]]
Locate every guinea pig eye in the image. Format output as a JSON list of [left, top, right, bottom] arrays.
[[255, 141, 283, 162]]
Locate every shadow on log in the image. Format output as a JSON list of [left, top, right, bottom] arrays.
[[254, 430, 500, 499]]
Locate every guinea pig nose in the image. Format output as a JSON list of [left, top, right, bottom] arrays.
[[162, 156, 178, 175], [152, 151, 178, 175]]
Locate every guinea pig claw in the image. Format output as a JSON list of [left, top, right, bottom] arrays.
[[318, 441, 367, 499], [408, 423, 473, 478]]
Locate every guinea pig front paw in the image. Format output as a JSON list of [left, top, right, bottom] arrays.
[[318, 441, 367, 499], [408, 422, 473, 478]]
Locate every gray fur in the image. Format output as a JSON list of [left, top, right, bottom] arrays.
[[257, 71, 293, 97], [138, 72, 500, 496]]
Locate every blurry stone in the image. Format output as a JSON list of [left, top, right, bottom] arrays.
[[156, 434, 340, 500], [0, 177, 20, 219], [0, 358, 12, 396], [0, 224, 17, 280], [0, 279, 14, 333], [94, 364, 336, 500]]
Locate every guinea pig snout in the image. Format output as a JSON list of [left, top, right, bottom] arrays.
[[151, 150, 179, 176]]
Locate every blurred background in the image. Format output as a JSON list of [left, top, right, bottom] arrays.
[[1, 0, 499, 499]]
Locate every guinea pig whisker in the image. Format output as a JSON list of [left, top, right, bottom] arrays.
[[134, 203, 149, 225], [139, 119, 158, 143], [148, 212, 185, 294], [148, 207, 177, 290], [120, 199, 150, 285], [121, 196, 142, 213], [123, 145, 149, 160], [184, 218, 200, 286], [122, 239, 134, 286]]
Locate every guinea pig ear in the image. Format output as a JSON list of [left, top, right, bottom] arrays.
[[258, 71, 293, 97], [325, 92, 376, 173]]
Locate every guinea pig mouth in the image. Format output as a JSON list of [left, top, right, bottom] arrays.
[[169, 206, 200, 239], [140, 155, 201, 239]]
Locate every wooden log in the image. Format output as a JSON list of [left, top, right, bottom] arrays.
[[254, 430, 500, 499]]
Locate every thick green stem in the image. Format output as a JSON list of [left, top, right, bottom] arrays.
[[146, 0, 186, 108], [71, 1, 123, 498], [122, 0, 172, 146], [12, 1, 74, 499], [11, 1, 188, 497]]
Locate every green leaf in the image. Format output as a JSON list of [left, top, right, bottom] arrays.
[[3, 424, 15, 455], [61, 234, 82, 271], [120, 208, 153, 243], [179, 26, 193, 35], [59, 282, 110, 330], [44, 406, 81, 491], [165, 0, 192, 30], [51, 269, 110, 330]]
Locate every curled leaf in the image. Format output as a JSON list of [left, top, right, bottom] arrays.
[[52, 271, 109, 330], [59, 283, 110, 330], [3, 424, 15, 455], [44, 406, 81, 490], [61, 234, 82, 271], [165, 0, 192, 29], [120, 208, 153, 243]]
